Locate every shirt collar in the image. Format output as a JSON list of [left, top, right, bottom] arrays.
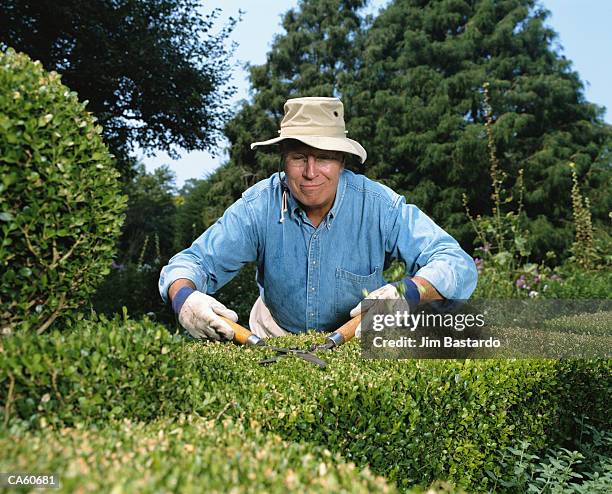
[[285, 185, 301, 222], [326, 170, 347, 228], [283, 170, 348, 229]]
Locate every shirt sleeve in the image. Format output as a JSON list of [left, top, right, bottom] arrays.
[[384, 196, 478, 299], [158, 198, 259, 303]]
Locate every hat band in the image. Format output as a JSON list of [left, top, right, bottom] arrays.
[[279, 125, 348, 138]]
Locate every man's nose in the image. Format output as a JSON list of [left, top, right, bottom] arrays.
[[302, 155, 318, 178]]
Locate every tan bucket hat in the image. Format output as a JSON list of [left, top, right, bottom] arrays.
[[250, 96, 367, 163]]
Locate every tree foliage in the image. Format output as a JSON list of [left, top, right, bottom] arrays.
[[119, 164, 177, 264], [173, 165, 260, 250], [0, 0, 239, 180], [91, 164, 179, 323], [346, 0, 611, 256]]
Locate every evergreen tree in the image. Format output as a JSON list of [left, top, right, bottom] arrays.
[[347, 0, 611, 257]]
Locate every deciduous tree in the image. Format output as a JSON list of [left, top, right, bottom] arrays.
[[0, 0, 239, 180]]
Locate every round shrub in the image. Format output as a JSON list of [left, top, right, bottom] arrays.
[[0, 48, 126, 334]]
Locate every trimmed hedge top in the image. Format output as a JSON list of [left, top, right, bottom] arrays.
[[0, 48, 126, 334], [1, 417, 398, 494], [1, 316, 609, 491]]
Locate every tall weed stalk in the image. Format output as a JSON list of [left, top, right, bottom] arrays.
[[569, 162, 596, 270], [463, 83, 536, 298]]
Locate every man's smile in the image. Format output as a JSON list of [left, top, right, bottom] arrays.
[[300, 183, 324, 190]]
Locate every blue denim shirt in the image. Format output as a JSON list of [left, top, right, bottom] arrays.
[[159, 170, 477, 333]]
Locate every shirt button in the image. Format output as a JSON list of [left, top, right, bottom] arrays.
[[312, 260, 316, 265], [311, 287, 315, 291], [313, 234, 318, 239]]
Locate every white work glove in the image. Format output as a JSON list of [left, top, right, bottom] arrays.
[[178, 291, 238, 341], [349, 284, 404, 338]]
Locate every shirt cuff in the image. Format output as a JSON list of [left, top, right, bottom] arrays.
[[413, 260, 459, 299], [159, 266, 206, 303]]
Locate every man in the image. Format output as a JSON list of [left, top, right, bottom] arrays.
[[159, 97, 477, 341]]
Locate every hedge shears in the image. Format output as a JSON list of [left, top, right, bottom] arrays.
[[220, 313, 362, 369]]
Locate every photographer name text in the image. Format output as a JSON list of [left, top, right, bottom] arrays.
[[372, 335, 500, 348]]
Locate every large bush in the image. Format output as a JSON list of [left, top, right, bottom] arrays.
[[1, 317, 609, 491], [0, 48, 126, 334]]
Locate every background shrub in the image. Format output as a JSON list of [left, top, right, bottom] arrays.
[[91, 261, 175, 325], [90, 259, 257, 326], [487, 425, 612, 493], [214, 261, 260, 324], [544, 268, 612, 299], [0, 48, 126, 334]]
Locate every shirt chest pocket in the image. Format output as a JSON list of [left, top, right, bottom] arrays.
[[334, 266, 381, 317]]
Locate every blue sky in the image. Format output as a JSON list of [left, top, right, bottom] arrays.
[[143, 0, 612, 187]]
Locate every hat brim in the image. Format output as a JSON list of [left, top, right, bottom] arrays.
[[251, 136, 367, 164]]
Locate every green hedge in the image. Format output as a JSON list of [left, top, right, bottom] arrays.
[[0, 317, 200, 426], [0, 417, 398, 494], [0, 48, 126, 334], [0, 317, 609, 491]]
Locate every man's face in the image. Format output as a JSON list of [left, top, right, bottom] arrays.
[[283, 142, 344, 213]]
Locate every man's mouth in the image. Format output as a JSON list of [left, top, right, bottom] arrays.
[[300, 183, 323, 190]]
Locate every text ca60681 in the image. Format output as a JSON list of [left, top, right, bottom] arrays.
[[2, 474, 59, 488]]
